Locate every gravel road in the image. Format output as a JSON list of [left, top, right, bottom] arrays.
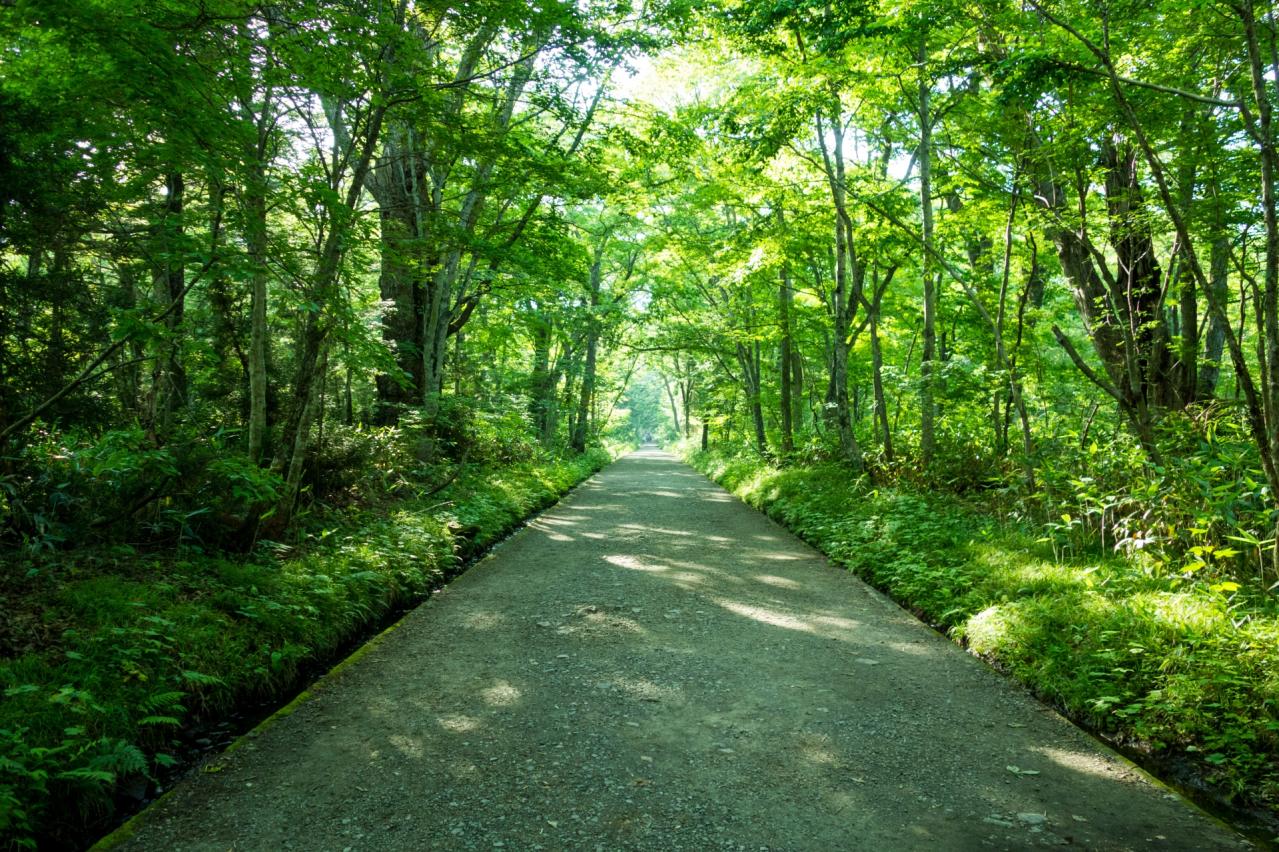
[[106, 448, 1250, 851]]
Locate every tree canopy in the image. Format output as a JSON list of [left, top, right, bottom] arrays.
[[5, 0, 1279, 841]]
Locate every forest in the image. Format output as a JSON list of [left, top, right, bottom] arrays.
[[3, 0, 1279, 847]]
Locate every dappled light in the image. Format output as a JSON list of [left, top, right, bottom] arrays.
[[712, 599, 818, 634], [480, 681, 523, 708], [436, 715, 481, 734], [7, 0, 1272, 842], [101, 450, 1252, 850], [752, 574, 802, 589], [604, 553, 668, 572], [1028, 746, 1127, 782], [461, 611, 506, 631]]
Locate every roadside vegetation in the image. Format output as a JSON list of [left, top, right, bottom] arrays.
[[686, 446, 1279, 830], [6, 0, 1279, 845], [1, 428, 612, 849]]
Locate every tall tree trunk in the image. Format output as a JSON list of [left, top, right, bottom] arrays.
[[790, 348, 804, 437], [917, 37, 938, 469], [664, 375, 682, 436], [869, 272, 893, 461], [421, 48, 537, 419], [815, 100, 864, 471], [737, 340, 768, 455], [270, 65, 393, 524], [246, 156, 272, 463], [147, 171, 187, 438], [681, 371, 693, 440], [1198, 233, 1230, 399], [528, 312, 553, 436], [778, 235, 795, 455], [277, 345, 327, 523], [571, 247, 605, 453], [110, 264, 143, 415], [1240, 0, 1279, 575], [571, 333, 597, 453]]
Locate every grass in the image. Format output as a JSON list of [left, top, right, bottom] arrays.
[[0, 447, 611, 850], [686, 447, 1279, 827]]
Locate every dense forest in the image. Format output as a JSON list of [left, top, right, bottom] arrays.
[[4, 0, 1279, 846]]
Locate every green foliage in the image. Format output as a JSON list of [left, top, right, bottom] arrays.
[[1, 426, 285, 552], [0, 449, 609, 850]]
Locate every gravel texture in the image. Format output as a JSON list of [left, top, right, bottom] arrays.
[[106, 448, 1250, 851]]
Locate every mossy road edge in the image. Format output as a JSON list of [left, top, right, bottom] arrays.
[[88, 452, 620, 852], [679, 449, 1258, 847]]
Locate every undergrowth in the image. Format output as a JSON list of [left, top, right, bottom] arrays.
[[686, 446, 1279, 823], [0, 448, 611, 850]]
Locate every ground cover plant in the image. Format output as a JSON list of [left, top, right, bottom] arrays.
[[0, 445, 611, 849]]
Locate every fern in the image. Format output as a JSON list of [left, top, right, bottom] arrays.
[[139, 691, 185, 717], [55, 767, 116, 784], [180, 669, 223, 686], [86, 739, 147, 778], [137, 716, 181, 727]]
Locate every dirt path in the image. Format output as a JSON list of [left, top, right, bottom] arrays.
[[108, 449, 1249, 851]]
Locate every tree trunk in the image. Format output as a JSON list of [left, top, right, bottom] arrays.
[[790, 348, 804, 438], [778, 247, 795, 456], [681, 372, 693, 440], [749, 341, 767, 454], [664, 375, 682, 436], [869, 275, 893, 461], [147, 171, 187, 438], [246, 157, 272, 463], [571, 247, 605, 453], [815, 100, 864, 472], [528, 312, 554, 436], [1198, 234, 1230, 399], [571, 332, 597, 453], [917, 37, 938, 469], [276, 345, 327, 524]]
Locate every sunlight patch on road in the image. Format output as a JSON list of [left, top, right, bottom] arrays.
[[619, 523, 693, 537], [1028, 745, 1115, 780], [481, 681, 522, 707], [752, 574, 801, 589], [811, 614, 859, 631], [389, 734, 425, 757], [530, 517, 576, 541], [796, 732, 839, 766], [537, 516, 582, 526], [461, 611, 505, 630], [614, 677, 682, 703], [604, 553, 669, 572], [713, 599, 813, 633], [437, 714, 481, 734]]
